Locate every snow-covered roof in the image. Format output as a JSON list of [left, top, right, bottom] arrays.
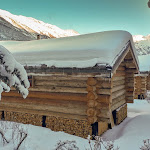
[[138, 54, 150, 72], [0, 30, 138, 71]]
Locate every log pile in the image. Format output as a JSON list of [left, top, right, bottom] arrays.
[[46, 116, 92, 138], [116, 104, 127, 125], [4, 111, 42, 126], [134, 75, 147, 99]]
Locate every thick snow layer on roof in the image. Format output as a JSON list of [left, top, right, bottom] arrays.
[[138, 54, 150, 72], [0, 30, 138, 68]]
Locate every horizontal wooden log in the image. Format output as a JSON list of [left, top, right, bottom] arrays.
[[1, 96, 87, 108], [0, 99, 87, 116], [125, 73, 134, 78], [126, 92, 133, 97], [35, 80, 87, 88], [2, 91, 87, 102], [34, 76, 88, 81], [126, 96, 134, 102], [97, 95, 111, 104], [96, 88, 111, 95], [113, 76, 125, 82], [126, 83, 134, 87], [117, 66, 125, 71], [96, 102, 110, 110], [112, 89, 126, 100], [0, 106, 87, 121], [29, 86, 87, 94], [112, 95, 125, 105], [111, 99, 126, 111], [112, 85, 125, 93], [113, 71, 125, 77], [96, 81, 112, 88], [126, 68, 137, 73], [113, 80, 125, 87]]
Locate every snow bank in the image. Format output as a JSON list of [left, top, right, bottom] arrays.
[[0, 30, 138, 69], [102, 100, 150, 150]]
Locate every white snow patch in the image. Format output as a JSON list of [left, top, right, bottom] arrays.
[[0, 30, 138, 69]]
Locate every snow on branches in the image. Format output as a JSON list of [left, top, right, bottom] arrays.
[[0, 45, 29, 99]]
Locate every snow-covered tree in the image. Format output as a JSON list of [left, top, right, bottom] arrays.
[[0, 45, 29, 99]]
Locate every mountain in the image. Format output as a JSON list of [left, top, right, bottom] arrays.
[[133, 34, 150, 55], [0, 9, 79, 41]]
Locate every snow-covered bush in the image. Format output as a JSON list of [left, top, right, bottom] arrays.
[[87, 135, 119, 150], [0, 45, 29, 99], [0, 121, 28, 150], [140, 139, 150, 150], [55, 140, 79, 150]]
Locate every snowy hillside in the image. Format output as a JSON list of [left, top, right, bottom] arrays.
[[133, 34, 150, 55], [0, 9, 79, 41]]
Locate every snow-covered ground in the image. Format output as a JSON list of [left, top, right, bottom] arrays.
[[0, 99, 150, 149]]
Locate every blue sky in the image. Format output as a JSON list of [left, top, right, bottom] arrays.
[[1, 0, 150, 35]]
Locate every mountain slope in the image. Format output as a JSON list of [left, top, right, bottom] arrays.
[[133, 34, 150, 55], [0, 9, 79, 41]]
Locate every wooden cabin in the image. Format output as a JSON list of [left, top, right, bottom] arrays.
[[134, 54, 150, 99], [134, 74, 147, 99], [0, 30, 139, 138], [147, 73, 150, 90]]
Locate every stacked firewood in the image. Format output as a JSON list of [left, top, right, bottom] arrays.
[[46, 116, 92, 138], [4, 111, 42, 126]]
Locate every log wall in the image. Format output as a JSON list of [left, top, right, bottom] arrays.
[[134, 75, 147, 99], [147, 74, 150, 91]]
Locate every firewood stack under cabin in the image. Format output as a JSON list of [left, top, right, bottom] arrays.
[[0, 30, 139, 138]]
